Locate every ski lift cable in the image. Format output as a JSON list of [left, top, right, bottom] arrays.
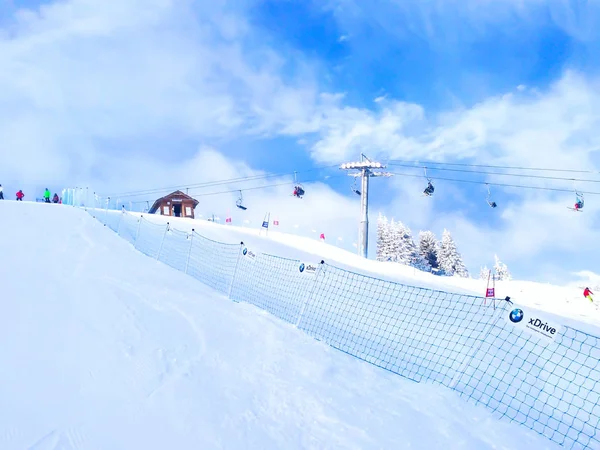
[[388, 159, 600, 175], [106, 163, 341, 198], [129, 174, 350, 203], [389, 171, 600, 195], [388, 162, 600, 184]]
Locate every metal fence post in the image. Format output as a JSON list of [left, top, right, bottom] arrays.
[[134, 215, 143, 247], [227, 242, 245, 300], [295, 260, 325, 328], [184, 229, 195, 274], [116, 208, 124, 236], [103, 196, 110, 226], [156, 222, 169, 260]]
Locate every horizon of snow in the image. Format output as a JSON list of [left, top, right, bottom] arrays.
[[0, 200, 562, 449]]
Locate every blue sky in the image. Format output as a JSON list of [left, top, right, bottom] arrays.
[[1, 0, 599, 286]]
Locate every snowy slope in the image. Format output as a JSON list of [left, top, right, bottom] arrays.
[[104, 209, 600, 332], [0, 200, 561, 449]]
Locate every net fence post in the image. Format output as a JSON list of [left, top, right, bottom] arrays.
[[184, 229, 195, 274], [134, 216, 143, 247], [295, 260, 325, 328], [228, 241, 244, 300], [103, 196, 110, 226], [116, 207, 124, 236], [156, 222, 169, 260]]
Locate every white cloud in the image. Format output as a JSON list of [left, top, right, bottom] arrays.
[[320, 0, 600, 44], [0, 0, 323, 187], [570, 271, 600, 290], [2, 0, 599, 283]]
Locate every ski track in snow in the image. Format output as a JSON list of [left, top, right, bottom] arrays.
[[27, 426, 89, 450]]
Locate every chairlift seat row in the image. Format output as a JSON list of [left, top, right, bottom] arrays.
[[236, 190, 247, 210]]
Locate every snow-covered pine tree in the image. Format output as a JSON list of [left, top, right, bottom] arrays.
[[418, 231, 439, 270], [479, 265, 490, 280], [438, 229, 469, 278], [376, 213, 396, 262], [387, 218, 401, 263], [493, 254, 512, 281], [394, 221, 431, 271], [376, 213, 388, 262]]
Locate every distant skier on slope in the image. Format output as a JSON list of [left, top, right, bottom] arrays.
[[52, 193, 59, 203], [584, 287, 594, 303], [44, 188, 51, 203], [16, 190, 24, 201], [0, 184, 3, 200]]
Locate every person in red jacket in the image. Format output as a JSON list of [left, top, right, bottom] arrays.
[[584, 287, 594, 303], [16, 190, 24, 201]]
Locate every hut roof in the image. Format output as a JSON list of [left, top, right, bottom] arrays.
[[148, 190, 199, 214]]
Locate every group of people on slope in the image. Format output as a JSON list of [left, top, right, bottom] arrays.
[[0, 186, 60, 203]]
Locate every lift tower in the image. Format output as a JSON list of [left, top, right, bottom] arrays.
[[340, 154, 393, 258]]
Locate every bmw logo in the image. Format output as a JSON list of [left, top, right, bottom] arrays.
[[299, 263, 305, 273], [509, 308, 524, 323], [242, 247, 247, 255]]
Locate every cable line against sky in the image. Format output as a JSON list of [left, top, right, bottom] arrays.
[[389, 171, 600, 195], [124, 171, 600, 206], [129, 174, 351, 204], [107, 158, 600, 200], [106, 164, 341, 199], [387, 163, 600, 184], [387, 159, 600, 175]]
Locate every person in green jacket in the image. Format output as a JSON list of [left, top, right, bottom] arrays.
[[44, 188, 51, 203]]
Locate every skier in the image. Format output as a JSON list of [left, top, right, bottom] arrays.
[[44, 188, 51, 203], [584, 287, 594, 303], [16, 190, 24, 201], [52, 193, 59, 203], [0, 184, 3, 200]]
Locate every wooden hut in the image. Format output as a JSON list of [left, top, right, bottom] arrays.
[[148, 190, 199, 219]]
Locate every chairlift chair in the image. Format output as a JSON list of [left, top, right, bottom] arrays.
[[293, 171, 305, 198], [236, 190, 247, 210], [569, 191, 584, 212], [351, 177, 361, 196], [422, 167, 435, 196], [423, 181, 435, 196], [486, 184, 497, 208]]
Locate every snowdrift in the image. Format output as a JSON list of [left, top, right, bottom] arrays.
[[0, 200, 562, 449]]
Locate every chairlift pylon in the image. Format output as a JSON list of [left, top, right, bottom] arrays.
[[236, 190, 247, 210]]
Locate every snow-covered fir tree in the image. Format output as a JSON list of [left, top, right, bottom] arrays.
[[493, 254, 512, 281], [479, 265, 490, 280], [387, 218, 402, 262], [376, 213, 395, 262], [418, 231, 439, 270], [438, 229, 469, 278], [394, 221, 431, 271]]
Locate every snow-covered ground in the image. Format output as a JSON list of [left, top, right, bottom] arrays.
[[101, 208, 600, 333], [0, 200, 563, 449]]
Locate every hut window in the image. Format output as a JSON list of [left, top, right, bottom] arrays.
[[185, 206, 192, 216], [162, 206, 170, 215]]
